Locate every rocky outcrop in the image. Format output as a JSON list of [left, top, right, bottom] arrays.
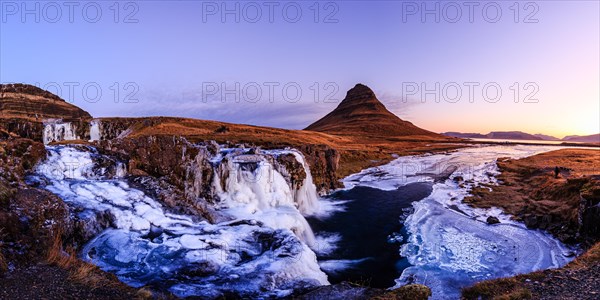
[[579, 179, 600, 243], [1, 84, 93, 142], [297, 144, 341, 192], [0, 84, 91, 120], [305, 84, 441, 138], [0, 138, 73, 263], [96, 135, 217, 220]]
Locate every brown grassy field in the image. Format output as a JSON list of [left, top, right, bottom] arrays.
[[463, 148, 600, 300], [464, 148, 600, 243], [99, 116, 464, 180]]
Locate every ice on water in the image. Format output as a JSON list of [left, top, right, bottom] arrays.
[[344, 144, 578, 299], [35, 145, 329, 298]]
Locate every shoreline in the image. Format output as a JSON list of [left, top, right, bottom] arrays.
[[461, 148, 600, 299]]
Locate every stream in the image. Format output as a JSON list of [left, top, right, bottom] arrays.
[[30, 143, 577, 299]]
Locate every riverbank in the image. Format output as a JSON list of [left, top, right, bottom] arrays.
[[462, 148, 600, 299], [464, 148, 600, 245]]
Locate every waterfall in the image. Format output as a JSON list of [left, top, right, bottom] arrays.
[[33, 145, 329, 298], [286, 150, 322, 216], [42, 121, 79, 144], [115, 162, 127, 178], [211, 151, 320, 247], [89, 119, 101, 141]]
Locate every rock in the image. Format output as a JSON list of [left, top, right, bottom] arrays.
[[487, 216, 501, 224], [178, 261, 220, 277], [295, 282, 382, 300], [297, 144, 341, 192], [97, 136, 215, 221], [275, 153, 307, 190]]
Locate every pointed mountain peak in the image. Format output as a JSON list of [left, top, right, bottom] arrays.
[[343, 83, 377, 102], [305, 83, 441, 138]]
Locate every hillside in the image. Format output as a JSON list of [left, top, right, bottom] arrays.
[[463, 148, 600, 299], [563, 134, 600, 143], [0, 83, 461, 192], [305, 84, 442, 138], [442, 131, 543, 140], [0, 84, 91, 120]]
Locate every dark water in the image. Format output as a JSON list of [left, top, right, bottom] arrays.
[[308, 182, 433, 288]]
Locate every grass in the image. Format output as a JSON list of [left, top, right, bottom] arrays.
[[0, 228, 7, 274], [372, 284, 432, 300], [46, 232, 117, 290], [566, 242, 600, 269], [45, 233, 155, 299], [462, 242, 600, 300], [0, 245, 7, 275], [462, 278, 531, 300]]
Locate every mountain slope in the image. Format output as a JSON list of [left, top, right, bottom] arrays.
[[534, 133, 560, 141], [0, 84, 92, 120], [442, 131, 544, 141], [305, 84, 441, 138], [442, 132, 487, 139], [486, 131, 543, 140], [563, 134, 600, 143]]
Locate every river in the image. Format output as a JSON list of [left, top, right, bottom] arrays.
[[30, 143, 577, 299]]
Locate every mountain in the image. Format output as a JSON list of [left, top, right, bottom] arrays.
[[442, 131, 544, 140], [562, 134, 600, 143], [533, 134, 560, 141], [486, 131, 543, 140], [0, 83, 92, 120], [442, 132, 487, 139], [305, 84, 441, 138]]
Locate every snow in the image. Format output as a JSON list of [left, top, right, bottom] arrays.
[[343, 144, 579, 299], [34, 145, 329, 298]]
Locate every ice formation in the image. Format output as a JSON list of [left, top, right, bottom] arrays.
[[43, 120, 79, 144], [34, 146, 329, 298], [89, 119, 101, 141], [344, 144, 579, 299]]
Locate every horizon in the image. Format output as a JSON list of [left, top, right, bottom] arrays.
[[1, 1, 599, 137]]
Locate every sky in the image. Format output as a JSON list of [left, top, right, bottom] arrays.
[[1, 0, 598, 138]]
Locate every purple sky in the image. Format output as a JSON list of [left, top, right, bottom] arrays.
[[1, 1, 598, 137]]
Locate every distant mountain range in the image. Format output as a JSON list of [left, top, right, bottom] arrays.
[[443, 131, 600, 143]]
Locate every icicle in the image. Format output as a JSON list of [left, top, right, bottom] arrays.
[[89, 119, 101, 141], [42, 120, 79, 144]]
